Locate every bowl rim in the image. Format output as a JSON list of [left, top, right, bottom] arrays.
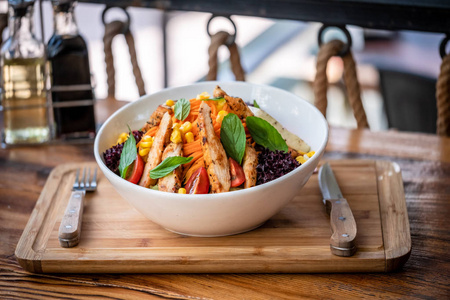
[[94, 81, 329, 200]]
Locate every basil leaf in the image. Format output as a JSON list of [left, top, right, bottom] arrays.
[[203, 97, 225, 101], [246, 116, 288, 152], [220, 113, 246, 164], [119, 126, 137, 179], [150, 156, 193, 179], [253, 100, 260, 108], [174, 98, 190, 121]]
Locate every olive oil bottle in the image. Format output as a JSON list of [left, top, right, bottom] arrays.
[[1, 0, 49, 145], [2, 57, 48, 144]]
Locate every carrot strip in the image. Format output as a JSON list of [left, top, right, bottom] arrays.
[[183, 139, 202, 155], [183, 156, 205, 181], [182, 152, 203, 178], [136, 125, 159, 147]]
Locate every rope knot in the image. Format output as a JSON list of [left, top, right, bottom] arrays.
[[314, 39, 369, 129]]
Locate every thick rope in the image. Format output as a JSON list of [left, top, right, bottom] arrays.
[[206, 31, 245, 81], [314, 39, 369, 129], [0, 13, 8, 46], [436, 54, 450, 136], [103, 20, 146, 99]]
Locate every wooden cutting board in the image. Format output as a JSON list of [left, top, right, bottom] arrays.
[[15, 160, 411, 273]]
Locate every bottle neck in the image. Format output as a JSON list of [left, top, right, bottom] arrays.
[[8, 5, 35, 41], [53, 4, 78, 36]]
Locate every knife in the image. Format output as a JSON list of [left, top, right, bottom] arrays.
[[318, 162, 357, 257]]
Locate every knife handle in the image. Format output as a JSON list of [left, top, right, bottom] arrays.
[[325, 198, 357, 257], [58, 190, 85, 248]]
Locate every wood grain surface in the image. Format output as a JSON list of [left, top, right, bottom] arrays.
[[15, 160, 405, 274], [1, 127, 449, 299]]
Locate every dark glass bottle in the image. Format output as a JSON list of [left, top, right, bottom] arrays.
[[47, 0, 95, 139]]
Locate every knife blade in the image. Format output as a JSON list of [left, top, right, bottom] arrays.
[[318, 162, 357, 257]]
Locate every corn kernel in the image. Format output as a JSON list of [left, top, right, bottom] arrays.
[[165, 99, 175, 106], [296, 156, 307, 164], [142, 135, 153, 142], [196, 91, 210, 100], [180, 121, 192, 133], [139, 147, 150, 157], [140, 141, 153, 148], [171, 129, 182, 144], [216, 110, 228, 124], [116, 132, 129, 145], [172, 123, 180, 130], [216, 98, 227, 110], [185, 132, 194, 143], [306, 151, 315, 158], [178, 188, 187, 194]]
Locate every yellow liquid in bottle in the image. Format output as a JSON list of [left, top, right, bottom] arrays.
[[2, 58, 49, 144]]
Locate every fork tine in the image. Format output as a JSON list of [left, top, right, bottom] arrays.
[[73, 168, 80, 189], [91, 169, 98, 189], [80, 168, 86, 189], [86, 168, 91, 189]]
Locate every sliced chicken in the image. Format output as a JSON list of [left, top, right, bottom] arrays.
[[141, 105, 171, 132], [213, 85, 253, 120], [158, 142, 183, 193], [242, 143, 258, 189], [139, 112, 173, 187], [213, 85, 227, 98], [198, 102, 230, 193]]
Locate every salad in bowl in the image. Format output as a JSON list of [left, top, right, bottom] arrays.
[[102, 85, 315, 194], [94, 82, 328, 236]]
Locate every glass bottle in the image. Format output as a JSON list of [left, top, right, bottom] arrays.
[[47, 0, 96, 140], [1, 0, 49, 145]]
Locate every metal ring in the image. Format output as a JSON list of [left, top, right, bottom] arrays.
[[101, 6, 130, 34], [206, 14, 237, 46], [439, 34, 450, 59], [318, 24, 352, 57]]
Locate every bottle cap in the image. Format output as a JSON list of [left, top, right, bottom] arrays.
[[8, 0, 35, 17], [51, 0, 76, 13], [8, 0, 35, 8]]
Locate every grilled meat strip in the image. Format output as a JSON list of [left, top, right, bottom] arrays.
[[213, 85, 253, 120], [158, 142, 183, 193], [198, 102, 230, 193], [242, 143, 258, 188], [141, 105, 171, 133], [139, 112, 172, 187]]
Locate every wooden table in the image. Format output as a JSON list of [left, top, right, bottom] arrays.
[[1, 126, 449, 299]]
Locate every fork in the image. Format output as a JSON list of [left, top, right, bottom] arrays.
[[58, 168, 97, 248]]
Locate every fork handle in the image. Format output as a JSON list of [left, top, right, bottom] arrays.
[[58, 190, 85, 248]]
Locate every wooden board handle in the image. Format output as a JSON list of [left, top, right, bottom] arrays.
[[58, 190, 85, 248], [325, 198, 357, 257]]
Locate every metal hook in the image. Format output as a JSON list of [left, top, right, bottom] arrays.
[[101, 6, 131, 34], [318, 24, 352, 57], [206, 14, 237, 46], [439, 33, 450, 59]]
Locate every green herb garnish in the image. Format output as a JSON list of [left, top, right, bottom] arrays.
[[174, 98, 190, 121], [253, 100, 260, 108], [149, 156, 193, 179], [246, 116, 288, 152], [220, 113, 246, 164], [118, 125, 137, 179]]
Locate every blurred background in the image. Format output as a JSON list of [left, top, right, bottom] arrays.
[[0, 0, 446, 134]]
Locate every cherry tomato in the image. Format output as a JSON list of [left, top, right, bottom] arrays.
[[185, 167, 210, 194], [125, 154, 144, 184], [229, 157, 245, 187]]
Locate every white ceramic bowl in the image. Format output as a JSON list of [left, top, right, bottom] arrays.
[[94, 81, 328, 237]]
